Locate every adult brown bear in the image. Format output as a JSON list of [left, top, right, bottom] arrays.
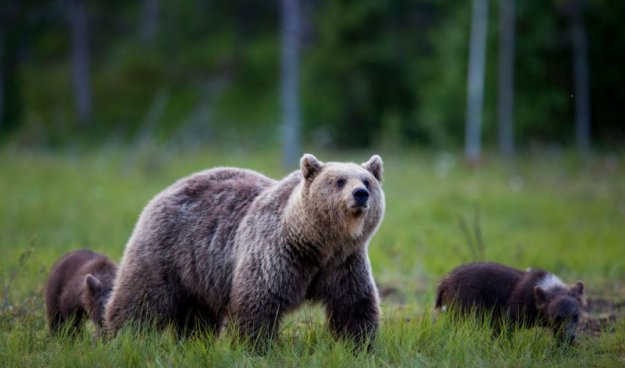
[[105, 154, 385, 349]]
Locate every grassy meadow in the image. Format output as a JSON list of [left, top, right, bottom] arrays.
[[1, 147, 624, 367]]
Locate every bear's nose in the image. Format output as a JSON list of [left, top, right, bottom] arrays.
[[352, 188, 369, 205]]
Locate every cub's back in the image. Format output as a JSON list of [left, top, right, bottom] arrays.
[[436, 262, 524, 312], [46, 250, 101, 308], [45, 250, 113, 331]]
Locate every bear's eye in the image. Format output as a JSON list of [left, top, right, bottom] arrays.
[[363, 179, 370, 189], [336, 178, 346, 188]]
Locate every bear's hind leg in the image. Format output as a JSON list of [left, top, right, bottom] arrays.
[[54, 307, 86, 336], [175, 300, 221, 338], [105, 267, 184, 335], [47, 309, 64, 334]]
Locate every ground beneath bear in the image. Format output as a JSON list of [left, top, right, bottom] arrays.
[[579, 298, 625, 336]]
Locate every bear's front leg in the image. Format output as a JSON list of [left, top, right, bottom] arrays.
[[314, 252, 380, 349], [230, 290, 283, 350], [230, 252, 311, 351]]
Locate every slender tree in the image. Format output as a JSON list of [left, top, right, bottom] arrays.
[[0, 0, 21, 135], [569, 0, 591, 152], [497, 0, 515, 157], [465, 0, 489, 162], [69, 0, 91, 125], [280, 0, 301, 169], [0, 29, 4, 132], [141, 0, 158, 47]]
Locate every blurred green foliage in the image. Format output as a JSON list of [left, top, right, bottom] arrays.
[[1, 148, 623, 293], [1, 0, 624, 149]]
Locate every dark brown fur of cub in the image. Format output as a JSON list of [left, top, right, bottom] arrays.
[[45, 250, 117, 335], [435, 262, 584, 344]]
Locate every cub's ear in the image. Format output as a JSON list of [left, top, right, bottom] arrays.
[[300, 153, 323, 181], [362, 154, 383, 181], [85, 274, 103, 295], [534, 286, 548, 308], [570, 281, 584, 295]]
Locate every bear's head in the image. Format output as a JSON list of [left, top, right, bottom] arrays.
[[534, 281, 585, 345], [298, 153, 385, 240], [83, 274, 114, 332]]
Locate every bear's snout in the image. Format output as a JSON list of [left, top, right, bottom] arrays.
[[352, 188, 369, 207], [555, 319, 578, 345]]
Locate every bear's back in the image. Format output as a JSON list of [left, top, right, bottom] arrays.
[[123, 168, 277, 303], [506, 268, 549, 322], [46, 250, 102, 306], [436, 262, 524, 313], [137, 168, 276, 248]]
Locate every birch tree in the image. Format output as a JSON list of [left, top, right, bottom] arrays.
[[569, 0, 591, 152], [0, 0, 20, 134], [498, 0, 515, 157], [280, 0, 301, 168], [465, 0, 489, 162], [0, 29, 4, 131], [141, 0, 158, 47], [69, 0, 91, 124]]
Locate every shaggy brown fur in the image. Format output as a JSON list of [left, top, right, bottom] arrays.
[[45, 250, 117, 335], [435, 262, 585, 344], [104, 154, 385, 349]]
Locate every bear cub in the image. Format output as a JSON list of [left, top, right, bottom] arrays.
[[104, 154, 385, 350], [435, 262, 584, 344], [45, 249, 117, 335]]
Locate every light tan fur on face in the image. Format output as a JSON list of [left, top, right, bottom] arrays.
[[301, 158, 385, 242]]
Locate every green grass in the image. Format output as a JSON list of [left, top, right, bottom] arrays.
[[1, 147, 624, 366]]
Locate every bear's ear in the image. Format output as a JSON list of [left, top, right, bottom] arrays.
[[85, 274, 102, 295], [570, 281, 584, 295], [534, 286, 548, 308], [362, 155, 383, 181], [300, 153, 323, 181]]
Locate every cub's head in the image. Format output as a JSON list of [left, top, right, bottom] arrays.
[[534, 280, 585, 345], [299, 153, 385, 239], [83, 274, 114, 332]]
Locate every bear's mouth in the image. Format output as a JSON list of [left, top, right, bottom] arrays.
[[349, 204, 368, 215]]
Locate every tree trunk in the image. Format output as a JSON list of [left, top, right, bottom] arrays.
[[465, 0, 489, 163], [0, 29, 4, 132], [570, 0, 591, 152], [280, 0, 301, 169], [0, 2, 22, 136], [141, 0, 158, 46], [70, 0, 92, 125], [497, 0, 515, 157]]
